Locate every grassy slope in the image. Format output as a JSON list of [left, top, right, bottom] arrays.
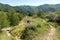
[[46, 22, 60, 40], [0, 16, 51, 40], [0, 32, 15, 40], [11, 17, 50, 40], [54, 25, 60, 40]]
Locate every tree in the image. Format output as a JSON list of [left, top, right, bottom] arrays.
[[36, 10, 43, 18], [0, 12, 10, 30], [7, 12, 20, 26], [54, 15, 60, 23], [27, 11, 33, 16], [46, 13, 56, 22]]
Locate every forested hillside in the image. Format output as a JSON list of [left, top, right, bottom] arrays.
[[0, 3, 60, 14]]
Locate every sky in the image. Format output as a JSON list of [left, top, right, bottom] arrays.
[[0, 0, 60, 6]]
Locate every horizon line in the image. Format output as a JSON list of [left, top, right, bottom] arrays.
[[0, 3, 60, 6]]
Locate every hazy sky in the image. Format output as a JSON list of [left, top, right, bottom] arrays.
[[0, 0, 60, 6]]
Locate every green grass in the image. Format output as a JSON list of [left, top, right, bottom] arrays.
[[21, 18, 50, 40], [0, 32, 15, 40], [47, 22, 60, 40], [10, 17, 50, 40], [55, 26, 60, 40], [0, 17, 51, 40]]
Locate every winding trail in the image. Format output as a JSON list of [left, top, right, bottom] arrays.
[[32, 25, 56, 40], [42, 25, 56, 40], [43, 19, 56, 40]]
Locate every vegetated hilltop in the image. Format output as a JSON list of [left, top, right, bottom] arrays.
[[10, 16, 50, 40], [0, 3, 60, 40]]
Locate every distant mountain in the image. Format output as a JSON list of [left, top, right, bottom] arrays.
[[37, 4, 60, 12], [0, 3, 13, 12], [14, 6, 36, 14], [17, 4, 60, 12], [0, 3, 60, 14]]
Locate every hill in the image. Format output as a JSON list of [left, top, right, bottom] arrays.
[[0, 3, 60, 40], [0, 3, 60, 14]]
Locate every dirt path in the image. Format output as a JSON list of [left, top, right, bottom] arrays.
[[32, 25, 56, 40], [42, 19, 56, 40], [43, 19, 56, 40], [42, 25, 56, 40], [1, 27, 12, 36]]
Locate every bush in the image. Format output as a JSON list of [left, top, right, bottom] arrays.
[[54, 15, 60, 23], [11, 25, 25, 37], [0, 12, 10, 30], [46, 13, 55, 22]]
